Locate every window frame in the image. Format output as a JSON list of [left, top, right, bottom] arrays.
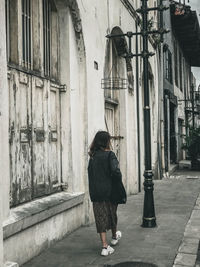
[[21, 0, 32, 69], [43, 0, 51, 77]]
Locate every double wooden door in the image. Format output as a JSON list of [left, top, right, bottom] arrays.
[[9, 69, 61, 206]]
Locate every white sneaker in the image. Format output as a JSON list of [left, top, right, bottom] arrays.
[[101, 245, 115, 256], [110, 230, 122, 246]]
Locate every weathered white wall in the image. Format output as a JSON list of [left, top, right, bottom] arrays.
[[78, 0, 151, 194], [58, 5, 73, 192], [0, 0, 10, 221], [56, 2, 88, 196], [69, 12, 83, 192], [4, 204, 84, 265], [0, 0, 10, 264]]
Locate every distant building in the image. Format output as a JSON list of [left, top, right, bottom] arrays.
[[162, 0, 200, 172]]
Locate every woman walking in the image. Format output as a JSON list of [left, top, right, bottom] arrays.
[[88, 131, 126, 256]]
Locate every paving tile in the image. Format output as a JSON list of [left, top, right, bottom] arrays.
[[182, 237, 199, 245], [174, 253, 197, 266], [178, 242, 198, 254]]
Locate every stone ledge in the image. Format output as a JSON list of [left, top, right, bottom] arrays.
[[3, 192, 85, 239]]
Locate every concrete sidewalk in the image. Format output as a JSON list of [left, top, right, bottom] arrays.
[[22, 170, 200, 267]]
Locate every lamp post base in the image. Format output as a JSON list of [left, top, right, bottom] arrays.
[[141, 217, 157, 228], [141, 170, 157, 228]]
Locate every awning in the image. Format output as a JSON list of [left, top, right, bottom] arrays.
[[170, 1, 200, 67]]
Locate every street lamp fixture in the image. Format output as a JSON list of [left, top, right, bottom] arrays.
[[105, 0, 169, 228]]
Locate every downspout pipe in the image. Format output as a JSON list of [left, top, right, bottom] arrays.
[[135, 19, 141, 192]]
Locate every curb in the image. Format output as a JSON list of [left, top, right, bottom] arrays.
[[173, 192, 200, 267]]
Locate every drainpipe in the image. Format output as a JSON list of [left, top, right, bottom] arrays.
[[159, 0, 167, 177], [158, 42, 165, 178], [135, 19, 141, 192]]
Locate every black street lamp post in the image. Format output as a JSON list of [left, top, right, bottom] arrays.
[[105, 0, 169, 228], [136, 0, 168, 228], [140, 0, 156, 228]]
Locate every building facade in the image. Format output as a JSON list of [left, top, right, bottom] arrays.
[[1, 0, 162, 265], [1, 0, 200, 265]]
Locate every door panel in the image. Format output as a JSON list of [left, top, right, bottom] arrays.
[[32, 77, 49, 197], [48, 85, 61, 192], [9, 70, 32, 206]]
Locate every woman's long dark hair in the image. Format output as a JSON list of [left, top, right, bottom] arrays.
[[89, 131, 111, 156]]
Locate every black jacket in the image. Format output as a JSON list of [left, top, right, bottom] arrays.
[[88, 150, 122, 202]]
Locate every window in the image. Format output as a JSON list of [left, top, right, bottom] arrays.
[[22, 0, 31, 68], [104, 41, 119, 100], [5, 0, 10, 61], [42, 0, 59, 79], [6, 0, 58, 77], [43, 0, 51, 77], [174, 41, 178, 87], [165, 49, 173, 84]]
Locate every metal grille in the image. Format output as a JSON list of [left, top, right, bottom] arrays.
[[43, 0, 51, 77], [22, 0, 31, 68], [101, 77, 127, 90]]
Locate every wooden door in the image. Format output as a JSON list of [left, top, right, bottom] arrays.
[[9, 70, 62, 206]]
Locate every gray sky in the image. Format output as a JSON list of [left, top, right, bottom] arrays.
[[188, 0, 200, 85]]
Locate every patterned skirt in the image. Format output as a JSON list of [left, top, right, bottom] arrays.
[[93, 201, 118, 233]]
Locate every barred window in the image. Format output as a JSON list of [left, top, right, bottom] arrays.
[[43, 0, 51, 77], [22, 0, 31, 68], [165, 49, 173, 84]]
